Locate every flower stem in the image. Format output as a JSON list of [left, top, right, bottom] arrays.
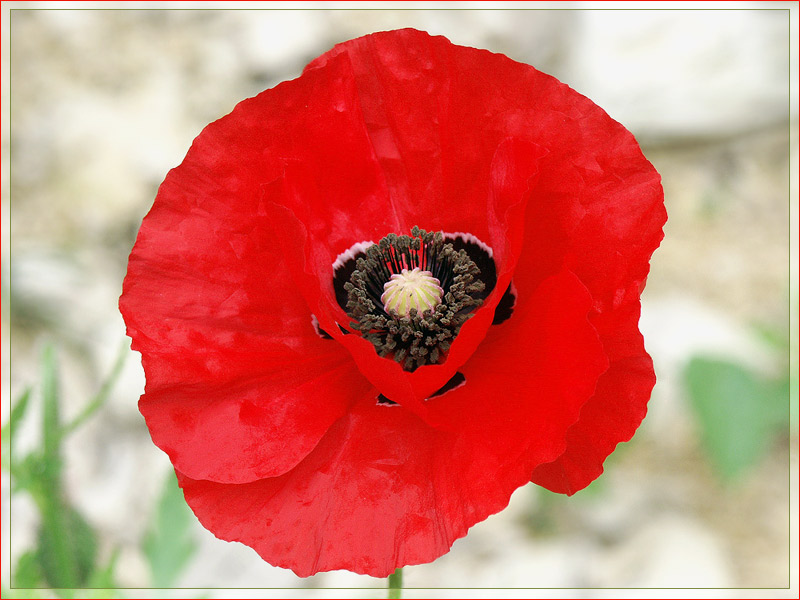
[[387, 567, 403, 599]]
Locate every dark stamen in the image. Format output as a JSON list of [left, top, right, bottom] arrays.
[[346, 227, 485, 371]]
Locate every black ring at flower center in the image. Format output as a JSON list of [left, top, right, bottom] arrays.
[[342, 227, 485, 371]]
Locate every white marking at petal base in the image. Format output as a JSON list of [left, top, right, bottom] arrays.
[[332, 240, 374, 272], [310, 313, 329, 339], [445, 231, 494, 258]]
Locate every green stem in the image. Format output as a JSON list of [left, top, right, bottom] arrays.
[[387, 567, 403, 599], [39, 345, 81, 588]]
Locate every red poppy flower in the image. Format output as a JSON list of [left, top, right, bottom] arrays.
[[120, 28, 666, 578]]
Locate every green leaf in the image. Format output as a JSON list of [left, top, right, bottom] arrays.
[[685, 356, 789, 481], [37, 506, 98, 589], [2, 387, 33, 475], [12, 550, 43, 588], [62, 340, 127, 436], [143, 470, 197, 587], [2, 386, 32, 444], [40, 345, 62, 475], [10, 453, 45, 496], [34, 346, 98, 589], [8, 344, 116, 593]]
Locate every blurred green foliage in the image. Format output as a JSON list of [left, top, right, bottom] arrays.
[[143, 471, 197, 588], [3, 341, 199, 596], [4, 344, 124, 593], [684, 332, 792, 482]]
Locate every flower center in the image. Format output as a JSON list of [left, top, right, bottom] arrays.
[[344, 226, 485, 371], [381, 268, 444, 316]]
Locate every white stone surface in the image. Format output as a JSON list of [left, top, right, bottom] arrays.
[[589, 512, 733, 587], [563, 7, 792, 140]]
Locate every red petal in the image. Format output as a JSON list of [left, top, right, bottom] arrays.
[[137, 352, 371, 484], [509, 70, 665, 493], [428, 270, 608, 448], [123, 220, 370, 483], [175, 269, 607, 577], [307, 30, 664, 491], [120, 55, 379, 483], [531, 293, 655, 494], [266, 137, 546, 416]]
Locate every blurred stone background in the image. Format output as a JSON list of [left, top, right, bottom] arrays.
[[2, 3, 797, 598]]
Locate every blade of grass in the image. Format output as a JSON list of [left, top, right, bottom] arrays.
[[2, 386, 32, 474], [40, 345, 61, 481], [62, 340, 127, 436], [37, 506, 96, 590], [36, 345, 81, 589], [2, 385, 32, 440]]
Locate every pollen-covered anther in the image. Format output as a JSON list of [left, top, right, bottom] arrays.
[[381, 268, 443, 316]]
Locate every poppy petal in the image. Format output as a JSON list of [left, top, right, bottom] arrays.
[[137, 352, 372, 485], [120, 55, 383, 484], [427, 269, 608, 446], [334, 25, 668, 492], [513, 98, 665, 493], [530, 293, 655, 494], [175, 268, 607, 577], [122, 215, 372, 483]]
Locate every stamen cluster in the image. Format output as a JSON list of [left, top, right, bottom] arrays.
[[344, 226, 485, 371]]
